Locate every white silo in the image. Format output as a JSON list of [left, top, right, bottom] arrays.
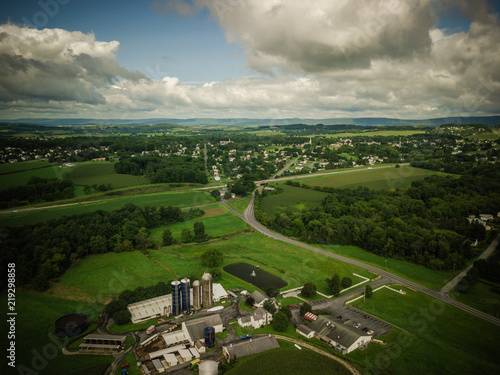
[[202, 273, 213, 308], [199, 360, 218, 375], [193, 280, 201, 309]]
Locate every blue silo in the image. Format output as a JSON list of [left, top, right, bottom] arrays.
[[204, 326, 215, 348]]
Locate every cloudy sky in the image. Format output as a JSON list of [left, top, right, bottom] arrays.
[[0, 0, 499, 120]]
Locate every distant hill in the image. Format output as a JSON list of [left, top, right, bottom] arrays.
[[2, 116, 500, 127]]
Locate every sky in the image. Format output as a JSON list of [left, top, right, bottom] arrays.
[[0, 0, 499, 120]]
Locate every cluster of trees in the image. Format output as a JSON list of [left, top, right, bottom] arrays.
[[83, 183, 112, 194], [162, 221, 208, 245], [0, 177, 73, 208], [106, 281, 172, 325], [456, 251, 500, 294], [1, 204, 194, 290], [325, 275, 352, 296], [115, 155, 208, 184], [256, 168, 499, 271]]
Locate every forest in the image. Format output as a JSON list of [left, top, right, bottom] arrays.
[[0, 177, 74, 208], [255, 164, 500, 271]]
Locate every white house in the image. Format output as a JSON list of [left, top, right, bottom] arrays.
[[250, 290, 268, 308], [237, 308, 273, 329]]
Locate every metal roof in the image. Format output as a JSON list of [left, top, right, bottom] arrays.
[[309, 316, 371, 349], [224, 335, 279, 359]]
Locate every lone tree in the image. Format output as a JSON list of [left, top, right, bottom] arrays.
[[266, 286, 280, 298], [193, 221, 207, 242], [300, 302, 312, 316], [210, 189, 220, 199], [162, 228, 174, 246], [341, 277, 352, 289], [245, 296, 255, 307], [224, 191, 232, 200], [326, 274, 341, 296], [272, 311, 289, 332], [181, 228, 192, 243], [365, 285, 373, 299], [201, 249, 223, 268], [301, 282, 317, 298], [263, 300, 276, 314]]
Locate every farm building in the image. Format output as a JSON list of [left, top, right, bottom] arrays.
[[237, 307, 273, 329], [296, 324, 315, 339], [212, 283, 228, 302], [79, 333, 126, 353], [308, 316, 371, 354], [222, 335, 280, 360], [161, 314, 224, 348], [250, 290, 268, 308]]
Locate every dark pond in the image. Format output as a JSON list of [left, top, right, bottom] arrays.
[[223, 262, 287, 290]]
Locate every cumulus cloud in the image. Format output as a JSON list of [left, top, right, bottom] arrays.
[[0, 24, 145, 105]]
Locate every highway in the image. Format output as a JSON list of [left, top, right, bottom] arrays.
[[223, 193, 500, 327]]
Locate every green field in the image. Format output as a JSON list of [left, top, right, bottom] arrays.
[[468, 133, 499, 140], [300, 166, 450, 190], [226, 340, 351, 375], [227, 197, 251, 214], [317, 244, 455, 290], [63, 162, 148, 188], [453, 280, 500, 317], [324, 130, 427, 138], [0, 190, 215, 228], [260, 184, 330, 216], [150, 205, 250, 243], [0, 160, 57, 174], [0, 163, 67, 189], [0, 293, 113, 375], [349, 286, 500, 374]]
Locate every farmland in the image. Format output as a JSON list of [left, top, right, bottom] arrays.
[[349, 286, 500, 374], [0, 162, 66, 189], [453, 280, 500, 317], [63, 162, 148, 189], [260, 184, 330, 216], [0, 293, 113, 375], [323, 129, 427, 138], [299, 166, 450, 190]]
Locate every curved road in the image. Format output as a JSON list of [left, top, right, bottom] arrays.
[[223, 194, 500, 327]]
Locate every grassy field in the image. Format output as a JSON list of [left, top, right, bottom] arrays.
[[0, 163, 67, 189], [349, 286, 500, 374], [227, 197, 250, 214], [0, 190, 215, 228], [150, 205, 250, 243], [317, 244, 455, 290], [0, 292, 113, 375], [109, 318, 158, 334], [226, 339, 351, 375], [324, 130, 427, 138], [115, 352, 141, 375], [453, 280, 500, 317], [300, 166, 450, 190], [260, 184, 330, 216], [468, 133, 499, 140], [63, 162, 148, 189], [0, 160, 57, 174]]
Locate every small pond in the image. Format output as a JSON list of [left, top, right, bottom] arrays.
[[223, 262, 288, 290]]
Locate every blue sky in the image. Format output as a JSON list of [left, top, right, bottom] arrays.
[[0, 0, 499, 119]]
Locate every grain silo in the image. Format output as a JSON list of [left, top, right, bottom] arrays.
[[204, 326, 215, 348], [192, 280, 201, 310], [202, 273, 213, 308], [199, 360, 218, 375], [181, 278, 190, 312], [171, 280, 181, 316]]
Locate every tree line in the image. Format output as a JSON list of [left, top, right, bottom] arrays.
[[0, 177, 74, 208]]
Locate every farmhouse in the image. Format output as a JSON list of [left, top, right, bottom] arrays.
[[237, 307, 273, 329], [222, 335, 280, 360], [308, 316, 371, 354], [250, 290, 268, 308]]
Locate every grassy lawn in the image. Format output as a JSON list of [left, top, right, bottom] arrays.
[[150, 206, 250, 243], [115, 352, 141, 375], [453, 280, 500, 317], [300, 166, 451, 190], [109, 318, 158, 334], [0, 160, 57, 174], [0, 163, 68, 189], [63, 162, 148, 189], [348, 286, 500, 374], [317, 244, 455, 290], [0, 190, 215, 228], [239, 301, 256, 311], [227, 197, 251, 214], [0, 292, 113, 375], [225, 339, 351, 375], [260, 184, 329, 216]]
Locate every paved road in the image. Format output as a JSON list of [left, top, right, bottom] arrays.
[[270, 156, 301, 179], [235, 193, 500, 327]]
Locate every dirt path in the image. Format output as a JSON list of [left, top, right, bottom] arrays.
[[274, 335, 361, 375]]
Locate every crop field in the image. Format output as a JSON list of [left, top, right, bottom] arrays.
[[318, 244, 455, 290], [150, 205, 250, 243], [0, 163, 67, 189], [0, 190, 215, 228], [300, 166, 449, 190], [0, 293, 113, 375], [63, 162, 148, 188], [260, 184, 330, 216], [324, 129, 427, 138], [349, 286, 500, 375], [226, 340, 351, 375]]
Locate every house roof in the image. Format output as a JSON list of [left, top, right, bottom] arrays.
[[309, 316, 370, 349], [213, 283, 228, 300], [296, 324, 313, 336], [185, 314, 223, 341], [251, 290, 268, 304], [253, 307, 267, 320], [224, 335, 279, 359], [240, 315, 252, 323]]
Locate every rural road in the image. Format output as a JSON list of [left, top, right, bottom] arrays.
[[223, 193, 500, 327]]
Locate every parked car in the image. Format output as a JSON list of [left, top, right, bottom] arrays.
[[364, 314, 370, 319], [121, 363, 129, 368], [354, 323, 361, 328], [337, 315, 343, 320]]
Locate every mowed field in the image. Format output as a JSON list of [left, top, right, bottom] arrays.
[[0, 293, 113, 375], [260, 184, 330, 216], [0, 190, 215, 228], [0, 161, 65, 189], [63, 162, 148, 188], [323, 129, 427, 138], [300, 166, 450, 190], [349, 286, 500, 375]]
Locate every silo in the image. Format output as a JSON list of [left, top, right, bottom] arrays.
[[171, 280, 181, 316], [181, 278, 190, 312], [192, 280, 201, 310], [204, 326, 215, 348], [199, 360, 218, 375], [202, 273, 213, 308]]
